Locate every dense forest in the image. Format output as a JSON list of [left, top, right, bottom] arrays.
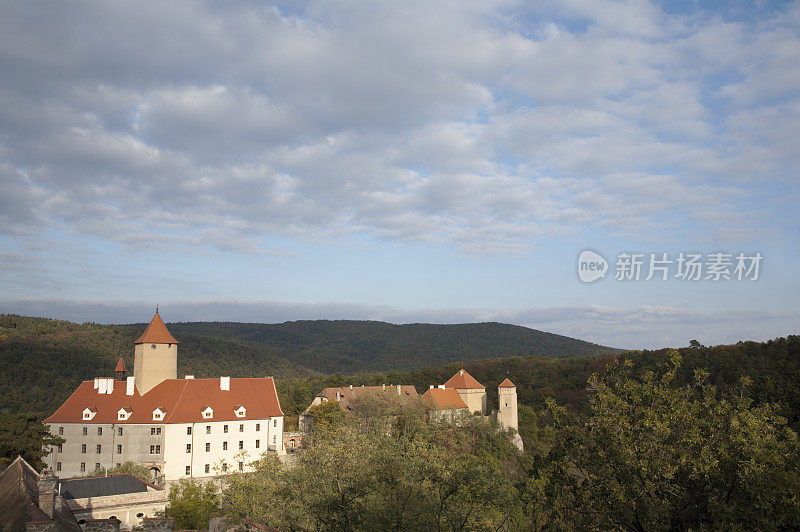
[[167, 355, 800, 530], [0, 314, 619, 417]]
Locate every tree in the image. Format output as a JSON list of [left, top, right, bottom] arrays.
[[0, 412, 64, 470], [90, 461, 152, 483], [531, 352, 800, 529], [163, 478, 220, 530], [220, 394, 526, 530]]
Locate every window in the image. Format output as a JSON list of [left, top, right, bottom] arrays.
[[150, 445, 161, 454], [117, 445, 122, 454], [222, 463, 228, 472], [239, 424, 244, 432], [187, 426, 192, 435], [118, 427, 123, 436], [273, 435, 276, 444], [223, 425, 228, 433], [239, 441, 243, 450], [205, 464, 210, 474], [83, 427, 88, 436], [81, 444, 86, 454], [206, 425, 211, 434], [186, 444, 191, 453], [80, 463, 85, 472], [97, 444, 101, 454], [56, 462, 61, 471], [223, 441, 228, 450], [273, 419, 277, 428], [205, 442, 211, 452], [150, 427, 162, 436], [57, 444, 62, 453], [97, 427, 102, 436], [186, 466, 191, 476], [239, 461, 244, 471], [58, 427, 63, 435], [255, 440, 260, 449], [255, 423, 260, 432], [95, 463, 100, 470]]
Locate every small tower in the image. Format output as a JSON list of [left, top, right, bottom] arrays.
[[133, 311, 178, 395], [114, 357, 127, 380], [498, 378, 523, 451]]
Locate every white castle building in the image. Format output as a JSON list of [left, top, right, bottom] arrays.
[[44, 312, 285, 482]]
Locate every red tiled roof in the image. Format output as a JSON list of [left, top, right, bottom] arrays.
[[499, 378, 515, 388], [444, 369, 484, 390], [306, 385, 418, 412], [421, 388, 468, 410], [134, 312, 178, 344], [44, 377, 283, 424], [114, 358, 126, 373]]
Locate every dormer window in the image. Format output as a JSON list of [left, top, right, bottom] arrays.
[[117, 408, 132, 421], [234, 405, 246, 418], [201, 406, 214, 419], [82, 407, 97, 421], [152, 407, 166, 421]]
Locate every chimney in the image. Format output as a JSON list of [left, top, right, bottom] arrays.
[[93, 378, 99, 389], [185, 375, 194, 379], [429, 385, 434, 389], [382, 384, 386, 391], [38, 469, 58, 518], [106, 378, 114, 394], [126, 376, 135, 396], [459, 370, 464, 375], [397, 384, 401, 395], [220, 376, 230, 391], [335, 391, 341, 401], [438, 385, 445, 390], [349, 384, 353, 390], [98, 378, 107, 394]]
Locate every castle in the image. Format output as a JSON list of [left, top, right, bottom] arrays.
[[302, 368, 523, 450], [44, 312, 285, 483]]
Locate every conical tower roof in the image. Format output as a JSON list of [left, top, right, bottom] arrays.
[[115, 358, 127, 372], [444, 369, 484, 389], [499, 378, 515, 388], [134, 312, 178, 344]]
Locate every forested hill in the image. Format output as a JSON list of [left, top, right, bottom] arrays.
[[0, 314, 619, 416], [148, 319, 621, 373]]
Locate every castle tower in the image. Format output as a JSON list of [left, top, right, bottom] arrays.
[[133, 311, 178, 395], [498, 378, 523, 451], [114, 357, 127, 380], [444, 369, 487, 415]]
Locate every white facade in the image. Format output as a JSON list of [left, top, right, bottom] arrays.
[[162, 417, 284, 480]]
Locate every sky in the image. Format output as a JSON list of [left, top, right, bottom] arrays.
[[0, 0, 798, 349]]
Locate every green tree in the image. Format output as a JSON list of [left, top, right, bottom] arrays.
[[89, 461, 152, 483], [0, 412, 64, 470], [164, 478, 220, 529], [530, 352, 800, 530]]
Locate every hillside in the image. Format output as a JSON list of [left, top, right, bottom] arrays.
[[0, 314, 620, 416]]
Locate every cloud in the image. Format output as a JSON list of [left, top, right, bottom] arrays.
[[0, 0, 797, 256]]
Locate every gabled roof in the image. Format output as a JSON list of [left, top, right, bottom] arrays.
[[44, 377, 283, 424], [134, 312, 178, 344], [421, 388, 468, 410], [305, 385, 418, 413], [114, 358, 127, 372], [444, 369, 484, 390], [0, 456, 80, 531], [499, 378, 515, 388]]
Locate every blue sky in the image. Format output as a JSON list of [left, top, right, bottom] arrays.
[[0, 0, 798, 349]]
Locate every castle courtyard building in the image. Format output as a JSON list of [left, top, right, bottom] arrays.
[[44, 312, 285, 482]]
